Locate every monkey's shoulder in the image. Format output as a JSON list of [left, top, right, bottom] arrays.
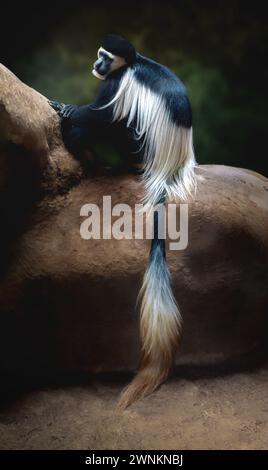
[[134, 54, 187, 95], [134, 54, 192, 127]]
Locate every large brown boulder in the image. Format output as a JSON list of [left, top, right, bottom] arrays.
[[0, 63, 268, 385]]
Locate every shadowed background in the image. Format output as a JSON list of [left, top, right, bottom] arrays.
[[1, 0, 267, 176]]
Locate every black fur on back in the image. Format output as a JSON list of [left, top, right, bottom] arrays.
[[133, 54, 192, 128]]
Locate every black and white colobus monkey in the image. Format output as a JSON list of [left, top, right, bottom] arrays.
[[50, 34, 196, 408]]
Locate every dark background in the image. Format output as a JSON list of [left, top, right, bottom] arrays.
[[1, 0, 267, 175]]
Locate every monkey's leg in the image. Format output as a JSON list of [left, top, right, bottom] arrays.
[[60, 120, 99, 172]]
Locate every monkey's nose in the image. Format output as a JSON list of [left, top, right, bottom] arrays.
[[94, 58, 102, 71]]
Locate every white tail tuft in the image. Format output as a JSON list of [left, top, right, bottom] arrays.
[[117, 240, 182, 410]]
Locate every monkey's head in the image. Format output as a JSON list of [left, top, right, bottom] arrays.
[[92, 34, 136, 80]]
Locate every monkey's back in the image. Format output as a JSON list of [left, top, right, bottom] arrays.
[[134, 54, 192, 128]]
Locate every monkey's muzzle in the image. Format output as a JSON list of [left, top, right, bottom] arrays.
[[92, 56, 111, 80]]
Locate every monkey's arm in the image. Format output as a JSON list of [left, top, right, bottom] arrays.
[[48, 75, 120, 127], [66, 104, 113, 126], [48, 100, 114, 128]]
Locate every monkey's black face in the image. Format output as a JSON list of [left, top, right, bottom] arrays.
[[93, 52, 112, 78], [92, 47, 127, 80]]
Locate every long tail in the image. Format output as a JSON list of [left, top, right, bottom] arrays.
[[117, 199, 182, 410]]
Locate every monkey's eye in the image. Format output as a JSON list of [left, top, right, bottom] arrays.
[[97, 49, 113, 65]]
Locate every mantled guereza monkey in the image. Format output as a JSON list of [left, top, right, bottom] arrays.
[[49, 34, 196, 409]]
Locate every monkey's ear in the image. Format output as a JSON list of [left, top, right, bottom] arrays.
[[102, 34, 137, 65]]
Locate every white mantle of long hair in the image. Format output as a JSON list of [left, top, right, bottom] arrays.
[[103, 68, 196, 206]]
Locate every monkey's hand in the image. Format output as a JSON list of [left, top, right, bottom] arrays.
[[48, 101, 79, 121], [59, 104, 79, 119], [48, 100, 65, 113]]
